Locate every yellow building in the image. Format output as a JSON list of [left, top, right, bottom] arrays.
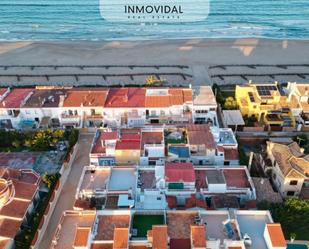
[[235, 81, 295, 128]]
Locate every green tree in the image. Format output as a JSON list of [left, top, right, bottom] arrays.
[[224, 96, 237, 110]]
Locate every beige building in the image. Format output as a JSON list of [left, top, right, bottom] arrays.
[[266, 141, 309, 198]]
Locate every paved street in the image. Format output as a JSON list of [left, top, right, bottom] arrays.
[[38, 133, 94, 249]]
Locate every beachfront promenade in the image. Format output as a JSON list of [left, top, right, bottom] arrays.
[[0, 38, 309, 86]]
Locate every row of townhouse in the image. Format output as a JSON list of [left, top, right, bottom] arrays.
[[74, 162, 255, 211], [51, 208, 287, 249], [235, 81, 309, 130], [0, 86, 218, 130], [89, 125, 239, 167]]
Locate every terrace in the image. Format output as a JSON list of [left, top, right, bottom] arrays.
[[166, 212, 198, 239], [77, 167, 111, 199], [138, 170, 156, 191], [236, 211, 272, 249], [132, 214, 165, 238], [108, 168, 136, 192], [200, 213, 230, 242], [95, 214, 130, 240], [52, 211, 96, 249]]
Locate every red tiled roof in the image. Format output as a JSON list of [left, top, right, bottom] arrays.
[[0, 219, 23, 239], [63, 89, 108, 107], [145, 88, 192, 108], [115, 140, 141, 150], [91, 243, 113, 249], [266, 224, 286, 248], [152, 225, 168, 249], [113, 228, 129, 249], [191, 225, 206, 248], [224, 148, 239, 161], [105, 88, 146, 108], [0, 88, 33, 108], [0, 88, 8, 97], [102, 131, 118, 140], [74, 227, 91, 247], [223, 169, 251, 189], [187, 124, 216, 149], [165, 162, 195, 182], [169, 239, 190, 249], [121, 133, 141, 141], [92, 131, 118, 154], [141, 131, 163, 149]]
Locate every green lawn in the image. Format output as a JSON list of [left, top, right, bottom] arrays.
[[132, 215, 165, 237]]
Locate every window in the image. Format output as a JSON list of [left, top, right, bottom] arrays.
[[287, 191, 295, 196], [290, 180, 298, 186], [210, 108, 216, 111]]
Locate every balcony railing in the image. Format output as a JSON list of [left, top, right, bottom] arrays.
[[85, 114, 103, 120]]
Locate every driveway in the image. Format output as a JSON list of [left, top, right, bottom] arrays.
[[38, 133, 94, 249]]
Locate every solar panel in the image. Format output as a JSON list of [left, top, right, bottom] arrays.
[[256, 85, 277, 96]]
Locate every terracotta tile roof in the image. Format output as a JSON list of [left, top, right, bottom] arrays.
[[228, 247, 242, 249], [0, 88, 33, 108], [266, 224, 286, 247], [152, 225, 168, 249], [11, 179, 38, 200], [268, 141, 309, 177], [115, 140, 141, 150], [224, 148, 239, 161], [187, 124, 216, 149], [191, 225, 206, 248], [113, 228, 129, 249], [223, 169, 251, 189], [141, 131, 163, 150], [91, 243, 114, 249], [0, 168, 40, 247], [145, 88, 192, 108], [169, 239, 191, 249], [0, 219, 23, 239], [23, 89, 67, 108], [91, 130, 118, 154], [0, 88, 9, 97], [95, 215, 130, 240], [165, 162, 195, 182], [73, 227, 91, 247], [0, 199, 31, 219], [105, 88, 146, 108], [62, 89, 108, 107], [121, 133, 141, 141]]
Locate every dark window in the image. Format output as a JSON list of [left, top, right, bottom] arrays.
[[224, 161, 230, 166], [290, 180, 298, 185], [287, 191, 295, 196]]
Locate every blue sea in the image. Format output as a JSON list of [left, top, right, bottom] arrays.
[[0, 0, 309, 40]]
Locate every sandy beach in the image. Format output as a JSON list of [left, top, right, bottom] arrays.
[[0, 38, 309, 86]]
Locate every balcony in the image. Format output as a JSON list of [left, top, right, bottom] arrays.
[[85, 113, 103, 120]]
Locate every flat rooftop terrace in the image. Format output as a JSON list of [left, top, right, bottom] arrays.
[[108, 168, 136, 191], [53, 211, 96, 249], [95, 214, 130, 240], [167, 211, 198, 239], [80, 167, 110, 192], [200, 213, 229, 242], [236, 211, 272, 249]]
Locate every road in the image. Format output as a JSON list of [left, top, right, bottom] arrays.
[[38, 133, 94, 249]]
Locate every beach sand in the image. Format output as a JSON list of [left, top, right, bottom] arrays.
[[0, 38, 309, 86]]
